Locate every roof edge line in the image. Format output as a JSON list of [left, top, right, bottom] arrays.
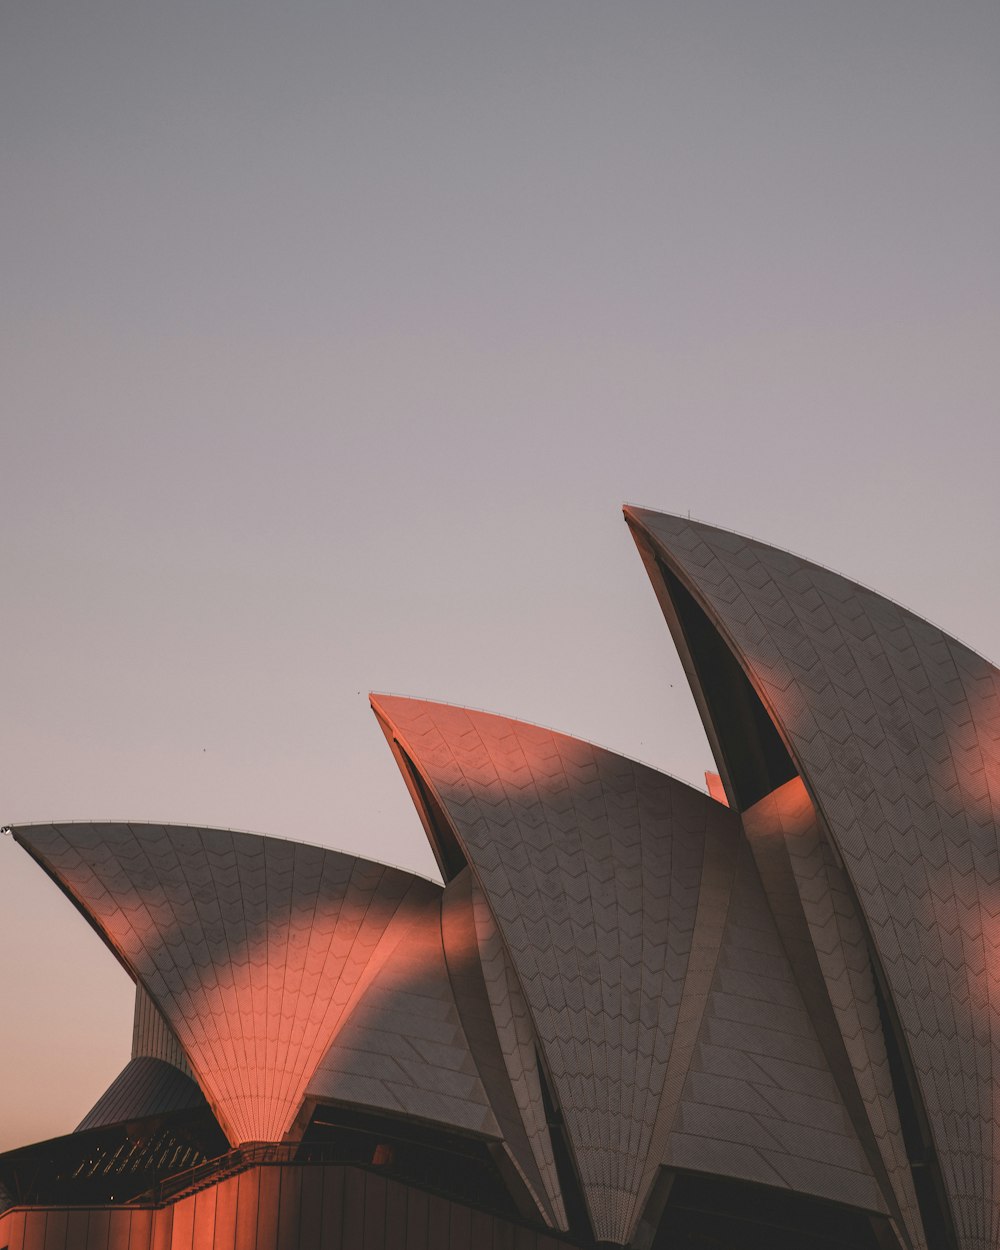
[[622, 504, 999, 669], [9, 820, 441, 890], [368, 691, 723, 805]]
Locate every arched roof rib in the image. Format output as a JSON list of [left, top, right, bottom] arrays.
[[371, 694, 894, 1245], [13, 822, 439, 1147], [625, 506, 1000, 1250]]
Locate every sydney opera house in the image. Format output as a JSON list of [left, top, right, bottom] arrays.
[[3, 506, 999, 1250]]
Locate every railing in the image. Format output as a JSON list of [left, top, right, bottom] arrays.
[[138, 1142, 312, 1205]]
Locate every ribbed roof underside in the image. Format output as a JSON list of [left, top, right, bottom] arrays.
[[14, 823, 439, 1146], [131, 983, 195, 1078], [628, 507, 1000, 1250], [76, 1057, 206, 1132], [663, 826, 888, 1215], [466, 873, 566, 1228], [307, 893, 501, 1139], [373, 695, 888, 1244], [742, 779, 924, 1250], [437, 867, 566, 1229]]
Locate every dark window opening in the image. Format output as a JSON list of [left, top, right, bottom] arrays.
[[659, 560, 797, 810], [874, 977, 958, 1250], [397, 746, 468, 881], [304, 1105, 519, 1220], [652, 1171, 888, 1250]]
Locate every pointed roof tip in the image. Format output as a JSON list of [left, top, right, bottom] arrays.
[[623, 506, 745, 551], [373, 694, 721, 795], [369, 691, 433, 723], [624, 507, 858, 591], [624, 506, 951, 633], [623, 503, 729, 534], [373, 692, 536, 726], [370, 691, 435, 703], [370, 691, 449, 720], [622, 502, 668, 524]]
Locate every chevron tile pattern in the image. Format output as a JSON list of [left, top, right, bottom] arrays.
[[306, 891, 502, 1140], [628, 507, 1000, 1250], [470, 874, 567, 1226], [14, 823, 438, 1146], [374, 696, 745, 1243], [439, 867, 567, 1228], [743, 778, 925, 1250], [663, 832, 887, 1216]]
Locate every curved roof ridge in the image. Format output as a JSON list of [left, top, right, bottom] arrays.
[[623, 503, 1000, 669], [369, 691, 723, 803], [6, 819, 441, 888]]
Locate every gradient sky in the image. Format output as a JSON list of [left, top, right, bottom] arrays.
[[2, 0, 998, 1153]]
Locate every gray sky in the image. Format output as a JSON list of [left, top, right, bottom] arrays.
[[2, 0, 998, 1152]]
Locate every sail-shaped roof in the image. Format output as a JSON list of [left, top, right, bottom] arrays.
[[372, 694, 898, 1244], [626, 506, 1000, 1250], [373, 695, 712, 1241], [13, 823, 438, 1146]]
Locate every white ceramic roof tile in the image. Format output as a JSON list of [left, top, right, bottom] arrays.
[[742, 777, 924, 1250], [664, 835, 888, 1217], [437, 865, 567, 1230], [14, 822, 438, 1146], [469, 876, 567, 1228], [628, 507, 1000, 1250], [372, 696, 732, 1244], [307, 892, 502, 1141]]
